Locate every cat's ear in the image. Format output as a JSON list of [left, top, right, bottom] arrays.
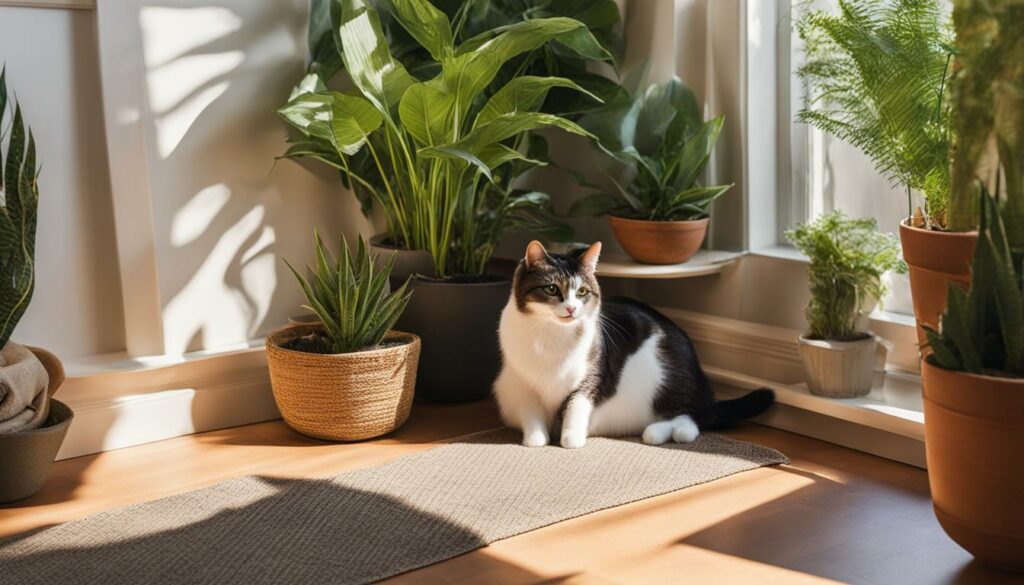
[[525, 240, 548, 269], [580, 242, 602, 273]]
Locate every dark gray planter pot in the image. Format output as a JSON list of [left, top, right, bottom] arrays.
[[369, 234, 436, 280], [395, 276, 509, 402], [0, 399, 73, 504]]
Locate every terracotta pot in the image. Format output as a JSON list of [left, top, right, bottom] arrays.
[[921, 358, 1024, 572], [266, 325, 419, 441], [899, 221, 977, 351], [796, 334, 879, 398], [608, 216, 709, 264], [0, 347, 72, 504], [369, 233, 436, 281], [395, 276, 508, 402]]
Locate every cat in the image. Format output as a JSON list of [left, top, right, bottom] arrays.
[[493, 240, 775, 449]]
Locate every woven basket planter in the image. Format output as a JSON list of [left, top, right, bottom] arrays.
[[265, 325, 420, 441]]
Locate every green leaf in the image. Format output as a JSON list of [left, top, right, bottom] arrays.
[[336, 0, 416, 118], [475, 76, 600, 127], [568, 193, 624, 217], [418, 146, 493, 181], [387, 0, 454, 61], [398, 82, 456, 146], [430, 111, 594, 155], [671, 115, 724, 190], [331, 93, 384, 155], [278, 93, 334, 142]]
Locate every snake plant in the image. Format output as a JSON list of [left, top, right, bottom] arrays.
[[0, 67, 39, 351], [926, 190, 1024, 377], [286, 233, 412, 353]]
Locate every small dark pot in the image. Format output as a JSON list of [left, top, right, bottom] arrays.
[[369, 234, 436, 280], [0, 399, 74, 504], [395, 276, 509, 402]]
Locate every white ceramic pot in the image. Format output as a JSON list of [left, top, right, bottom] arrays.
[[797, 334, 879, 398]]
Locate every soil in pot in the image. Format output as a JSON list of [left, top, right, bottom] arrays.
[[395, 275, 509, 402], [0, 399, 74, 504], [899, 221, 977, 350], [797, 333, 879, 398], [922, 358, 1024, 572], [265, 326, 420, 441], [369, 234, 436, 281], [608, 216, 709, 264]]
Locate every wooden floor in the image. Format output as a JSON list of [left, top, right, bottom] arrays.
[[1, 399, 1020, 585]]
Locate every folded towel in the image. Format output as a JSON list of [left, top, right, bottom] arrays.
[[0, 342, 50, 434]]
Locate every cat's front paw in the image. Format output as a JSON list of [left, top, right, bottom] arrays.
[[522, 429, 550, 448], [560, 431, 587, 449]]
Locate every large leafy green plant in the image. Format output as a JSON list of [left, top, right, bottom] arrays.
[[947, 0, 1024, 240], [0, 68, 39, 351], [786, 211, 906, 340], [286, 233, 412, 354], [568, 77, 732, 221], [926, 191, 1023, 376], [796, 0, 953, 227], [279, 0, 605, 277]]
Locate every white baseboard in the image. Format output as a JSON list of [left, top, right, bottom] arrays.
[[660, 307, 927, 468], [56, 346, 279, 460]]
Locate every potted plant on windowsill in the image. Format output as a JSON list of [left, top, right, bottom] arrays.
[[277, 0, 612, 401], [921, 191, 1023, 572], [266, 234, 417, 441], [0, 68, 74, 503], [795, 0, 978, 349], [569, 77, 732, 264], [786, 211, 906, 398]]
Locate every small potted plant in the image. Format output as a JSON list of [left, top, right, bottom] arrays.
[[922, 191, 1023, 572], [266, 233, 418, 441], [786, 211, 906, 397], [0, 68, 74, 503], [570, 77, 733, 264]]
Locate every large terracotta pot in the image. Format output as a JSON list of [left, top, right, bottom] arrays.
[[395, 276, 508, 402], [921, 358, 1024, 572], [369, 233, 435, 281], [608, 216, 708, 264], [899, 221, 977, 350], [266, 325, 419, 441]]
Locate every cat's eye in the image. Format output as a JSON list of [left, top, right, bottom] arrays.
[[542, 284, 559, 296], [577, 287, 590, 298]]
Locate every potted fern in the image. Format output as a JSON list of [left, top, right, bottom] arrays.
[[786, 212, 905, 397], [266, 234, 417, 441], [570, 77, 733, 264], [278, 0, 610, 401], [795, 0, 977, 349], [922, 191, 1023, 572], [0, 68, 73, 503]]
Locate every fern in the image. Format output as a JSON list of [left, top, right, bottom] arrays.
[[796, 0, 953, 225], [0, 67, 39, 351], [786, 211, 907, 340]]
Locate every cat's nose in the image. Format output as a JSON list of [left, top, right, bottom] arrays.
[[566, 306, 576, 315]]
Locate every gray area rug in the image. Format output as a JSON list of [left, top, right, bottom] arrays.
[[0, 429, 786, 584]]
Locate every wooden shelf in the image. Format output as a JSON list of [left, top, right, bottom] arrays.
[[595, 250, 744, 279]]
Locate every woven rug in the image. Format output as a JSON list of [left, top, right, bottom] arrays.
[[0, 428, 786, 584]]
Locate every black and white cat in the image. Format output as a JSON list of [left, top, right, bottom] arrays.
[[494, 240, 775, 448]]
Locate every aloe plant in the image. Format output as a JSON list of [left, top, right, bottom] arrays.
[[279, 0, 606, 277], [926, 191, 1024, 376], [796, 0, 953, 226], [0, 68, 39, 351], [947, 0, 1024, 240], [286, 233, 412, 353], [568, 77, 733, 221], [786, 211, 906, 341]]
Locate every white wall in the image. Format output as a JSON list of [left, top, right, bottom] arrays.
[[1, 6, 126, 358]]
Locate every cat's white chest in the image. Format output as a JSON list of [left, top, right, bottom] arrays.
[[498, 301, 593, 409]]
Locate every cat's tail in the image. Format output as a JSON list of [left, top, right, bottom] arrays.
[[705, 388, 775, 430]]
